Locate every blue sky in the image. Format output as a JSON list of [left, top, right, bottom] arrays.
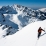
[[0, 0, 46, 8]]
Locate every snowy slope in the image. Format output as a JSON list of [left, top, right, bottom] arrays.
[[0, 20, 46, 46]]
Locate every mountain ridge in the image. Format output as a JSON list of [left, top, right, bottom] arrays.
[[0, 4, 46, 36]]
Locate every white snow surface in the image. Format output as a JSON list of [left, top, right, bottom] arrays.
[[39, 8, 46, 12], [0, 20, 46, 46]]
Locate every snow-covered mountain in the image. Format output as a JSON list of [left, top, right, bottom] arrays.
[[39, 8, 46, 12], [0, 20, 46, 46], [0, 4, 46, 37]]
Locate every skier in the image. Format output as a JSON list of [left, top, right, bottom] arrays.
[[38, 27, 45, 39]]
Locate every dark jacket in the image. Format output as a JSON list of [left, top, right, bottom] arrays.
[[38, 27, 44, 33]]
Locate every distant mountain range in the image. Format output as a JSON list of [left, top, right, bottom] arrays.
[[0, 4, 46, 37]]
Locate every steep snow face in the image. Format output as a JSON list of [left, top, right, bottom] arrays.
[[4, 14, 21, 29], [0, 25, 8, 38], [12, 4, 39, 27], [0, 20, 46, 46], [0, 23, 19, 37]]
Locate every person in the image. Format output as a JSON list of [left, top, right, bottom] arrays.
[[38, 27, 45, 39]]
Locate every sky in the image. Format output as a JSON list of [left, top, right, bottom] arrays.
[[0, 0, 46, 8]]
